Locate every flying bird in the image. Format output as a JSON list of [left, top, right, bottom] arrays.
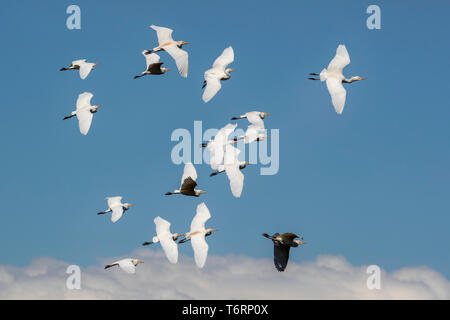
[[63, 92, 102, 135], [60, 59, 98, 79], [134, 51, 171, 79], [235, 125, 269, 144], [104, 258, 144, 274], [201, 123, 238, 170], [142, 216, 183, 264], [147, 25, 189, 78], [308, 44, 366, 114], [178, 203, 217, 268], [222, 145, 246, 198], [165, 163, 206, 197], [263, 233, 306, 272], [210, 161, 250, 177], [231, 111, 270, 129], [98, 196, 134, 223], [202, 46, 235, 103]]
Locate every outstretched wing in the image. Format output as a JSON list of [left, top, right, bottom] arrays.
[[143, 51, 160, 68], [154, 217, 178, 264], [212, 46, 234, 71], [150, 25, 174, 45], [190, 202, 211, 232], [76, 109, 93, 135], [326, 78, 347, 114], [79, 63, 94, 80], [202, 71, 222, 103], [224, 145, 244, 198], [118, 259, 136, 274], [181, 163, 197, 185], [76, 92, 93, 110], [164, 44, 188, 78], [327, 44, 350, 73], [191, 233, 208, 268], [246, 112, 265, 129], [273, 244, 290, 272]]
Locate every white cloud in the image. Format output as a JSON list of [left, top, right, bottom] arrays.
[[0, 249, 448, 299]]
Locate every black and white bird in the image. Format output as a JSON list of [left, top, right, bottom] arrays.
[[63, 92, 102, 135], [147, 25, 189, 78], [165, 163, 206, 197], [263, 232, 306, 272], [202, 46, 235, 103], [104, 258, 143, 274], [98, 196, 134, 223], [308, 44, 366, 114], [178, 203, 217, 268], [60, 59, 98, 79], [142, 216, 183, 264], [134, 51, 171, 79]]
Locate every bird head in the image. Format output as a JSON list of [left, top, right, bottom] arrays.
[[262, 112, 271, 118], [132, 259, 144, 265], [177, 41, 190, 48], [351, 76, 366, 82], [124, 203, 134, 208], [226, 68, 236, 73]]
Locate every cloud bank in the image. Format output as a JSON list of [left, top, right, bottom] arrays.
[[0, 249, 448, 299]]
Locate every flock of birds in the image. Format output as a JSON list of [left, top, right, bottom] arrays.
[[60, 25, 366, 273]]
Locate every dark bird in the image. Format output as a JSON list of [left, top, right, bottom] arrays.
[[134, 51, 171, 79], [263, 232, 306, 272]]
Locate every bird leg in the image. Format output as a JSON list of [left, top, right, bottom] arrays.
[[142, 241, 153, 246], [63, 114, 76, 120]]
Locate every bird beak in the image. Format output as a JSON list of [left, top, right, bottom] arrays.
[[360, 77, 367, 80], [128, 204, 134, 206], [211, 229, 217, 232], [200, 191, 207, 194], [183, 42, 190, 45], [93, 63, 98, 66], [166, 68, 172, 71], [96, 105, 103, 108], [137, 260, 144, 264], [264, 113, 271, 116], [266, 135, 270, 138], [229, 69, 236, 72]]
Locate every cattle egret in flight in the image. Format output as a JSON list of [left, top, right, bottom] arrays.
[[63, 92, 102, 136], [179, 203, 217, 268], [104, 258, 143, 274], [221, 145, 246, 198], [201, 123, 238, 170], [231, 111, 270, 129], [134, 51, 171, 79], [263, 233, 306, 272], [165, 163, 206, 197], [235, 125, 269, 144], [98, 196, 134, 223], [142, 216, 183, 264], [308, 44, 366, 114], [148, 25, 189, 78], [202, 46, 235, 103], [60, 59, 98, 79]]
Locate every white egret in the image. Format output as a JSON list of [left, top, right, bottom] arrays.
[[202, 46, 235, 103], [60, 59, 98, 80], [308, 44, 366, 114], [98, 196, 134, 223], [201, 123, 238, 170], [231, 111, 270, 129], [179, 203, 216, 268], [104, 258, 144, 274], [142, 216, 183, 264], [63, 92, 102, 136], [222, 144, 246, 198], [147, 25, 189, 78], [235, 124, 269, 144], [263, 233, 306, 272], [165, 163, 206, 197], [134, 51, 171, 79]]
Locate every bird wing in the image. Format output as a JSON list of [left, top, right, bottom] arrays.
[[327, 44, 350, 73], [110, 205, 124, 223], [154, 216, 171, 235], [190, 202, 211, 231], [150, 25, 174, 45], [180, 177, 197, 193], [76, 92, 93, 110], [107, 196, 123, 208], [208, 142, 224, 170], [246, 112, 264, 129], [224, 145, 244, 198], [118, 259, 136, 274], [76, 109, 93, 135], [71, 59, 87, 65], [143, 52, 160, 68], [216, 123, 238, 143], [273, 244, 290, 272], [191, 233, 209, 268], [181, 162, 197, 185], [159, 235, 179, 264], [282, 232, 300, 241], [212, 46, 234, 71], [244, 125, 264, 143], [202, 70, 222, 103], [79, 62, 94, 80], [164, 44, 188, 78], [326, 78, 347, 114]]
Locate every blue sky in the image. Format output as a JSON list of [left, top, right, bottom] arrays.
[[0, 0, 449, 280]]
